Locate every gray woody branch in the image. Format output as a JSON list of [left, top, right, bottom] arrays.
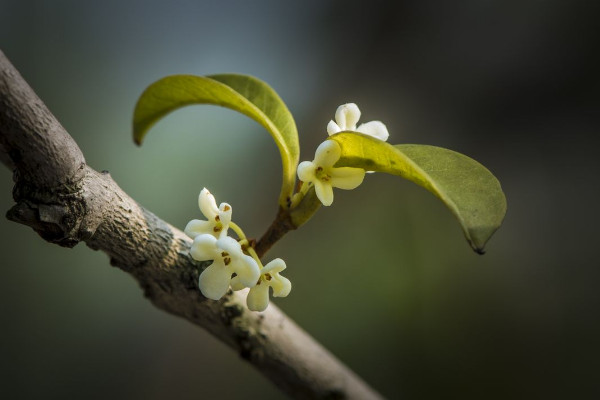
[[0, 50, 383, 400]]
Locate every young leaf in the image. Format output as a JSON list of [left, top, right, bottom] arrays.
[[133, 74, 299, 207], [328, 132, 507, 253]]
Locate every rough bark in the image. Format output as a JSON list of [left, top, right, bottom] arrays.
[[0, 49, 383, 400]]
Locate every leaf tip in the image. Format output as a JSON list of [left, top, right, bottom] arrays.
[[466, 235, 487, 254], [133, 125, 145, 146], [467, 227, 498, 255]]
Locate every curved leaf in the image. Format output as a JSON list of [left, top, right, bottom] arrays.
[[133, 74, 299, 207], [329, 132, 507, 253]]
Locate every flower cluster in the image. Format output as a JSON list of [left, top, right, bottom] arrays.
[[185, 188, 291, 311], [186, 104, 385, 309], [298, 103, 388, 206]]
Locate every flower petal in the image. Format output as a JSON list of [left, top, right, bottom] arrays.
[[297, 161, 316, 183], [246, 283, 270, 312], [198, 260, 231, 300], [190, 234, 219, 261], [231, 254, 261, 288], [199, 188, 219, 219], [262, 258, 286, 275], [327, 120, 341, 136], [271, 275, 292, 298], [314, 140, 341, 168], [357, 121, 389, 141], [230, 276, 245, 291], [314, 180, 334, 206], [335, 103, 361, 131], [216, 236, 243, 257], [330, 167, 365, 190], [218, 202, 232, 227], [184, 219, 213, 239]]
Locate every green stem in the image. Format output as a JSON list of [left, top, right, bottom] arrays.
[[229, 221, 247, 240], [289, 186, 322, 228], [247, 246, 263, 269], [289, 181, 311, 209]]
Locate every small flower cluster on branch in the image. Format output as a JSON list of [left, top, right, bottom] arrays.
[[186, 104, 386, 311], [185, 189, 291, 311], [298, 103, 389, 206]]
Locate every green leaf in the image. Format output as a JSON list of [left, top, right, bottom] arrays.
[[329, 132, 507, 253], [133, 74, 299, 207]]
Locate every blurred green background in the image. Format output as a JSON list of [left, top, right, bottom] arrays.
[[1, 1, 599, 399]]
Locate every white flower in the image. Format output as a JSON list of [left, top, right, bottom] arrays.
[[232, 258, 291, 312], [191, 234, 260, 300], [297, 141, 365, 206], [327, 103, 389, 141], [184, 188, 232, 239]]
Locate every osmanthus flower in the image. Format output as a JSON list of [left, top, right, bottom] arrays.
[[326, 103, 389, 141], [191, 234, 260, 300], [297, 140, 365, 206], [232, 258, 291, 312], [184, 188, 232, 240]]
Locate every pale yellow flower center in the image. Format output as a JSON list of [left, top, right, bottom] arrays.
[[315, 166, 330, 182]]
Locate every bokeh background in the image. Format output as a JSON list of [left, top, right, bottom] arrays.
[[1, 1, 599, 399]]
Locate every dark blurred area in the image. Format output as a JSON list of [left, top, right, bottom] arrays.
[[1, 0, 599, 399]]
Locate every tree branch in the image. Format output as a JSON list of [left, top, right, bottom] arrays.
[[0, 49, 383, 400]]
